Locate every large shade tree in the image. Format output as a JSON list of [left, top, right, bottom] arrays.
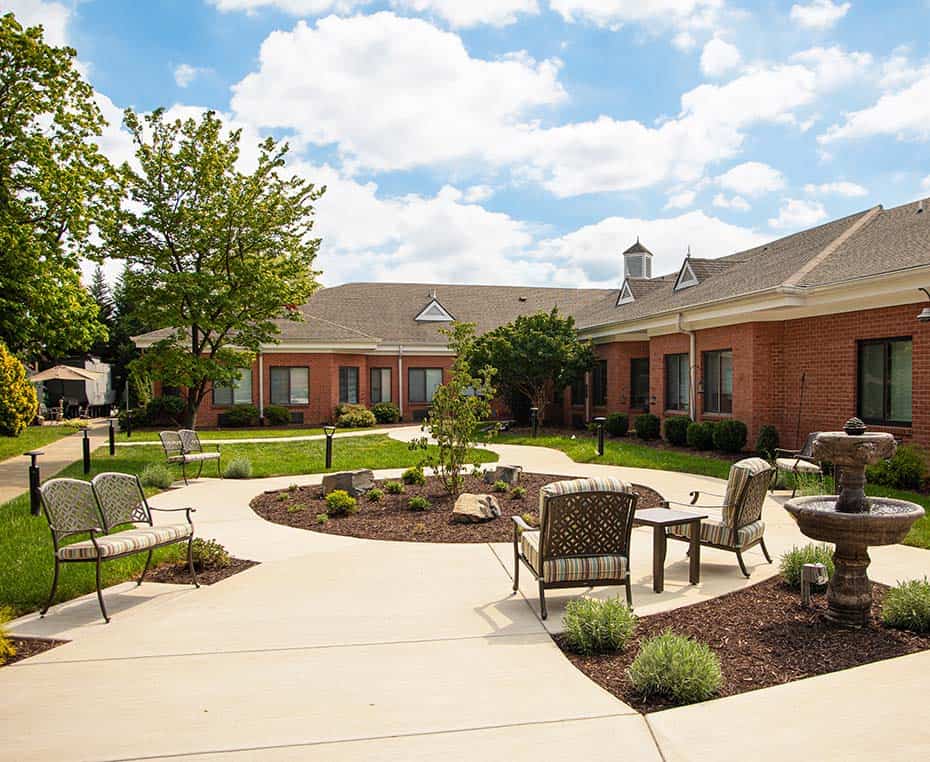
[[0, 14, 112, 359], [466, 309, 596, 425], [97, 108, 325, 426]]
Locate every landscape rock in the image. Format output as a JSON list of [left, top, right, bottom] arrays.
[[322, 469, 374, 497], [483, 464, 522, 486], [452, 493, 502, 523]]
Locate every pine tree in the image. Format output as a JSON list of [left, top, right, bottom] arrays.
[[89, 265, 113, 327]]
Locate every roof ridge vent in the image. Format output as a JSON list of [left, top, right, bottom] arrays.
[[918, 199, 925, 214]]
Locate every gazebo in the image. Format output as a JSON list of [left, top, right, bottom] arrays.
[[30, 365, 107, 418]]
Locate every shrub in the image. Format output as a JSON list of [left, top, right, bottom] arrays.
[[402, 465, 426, 485], [606, 412, 629, 437], [139, 463, 174, 489], [867, 445, 927, 491], [371, 401, 401, 424], [521, 512, 538, 528], [367, 488, 384, 502], [755, 424, 779, 460], [0, 606, 16, 665], [263, 404, 290, 426], [633, 413, 660, 440], [224, 457, 253, 479], [144, 395, 187, 426], [222, 403, 259, 428], [191, 538, 231, 569], [325, 489, 358, 516], [628, 631, 722, 705], [562, 597, 637, 655], [492, 480, 509, 493], [384, 480, 405, 494], [407, 495, 430, 511], [686, 421, 715, 450], [0, 343, 37, 435], [336, 404, 377, 428], [287, 503, 305, 514], [315, 513, 329, 525], [779, 543, 835, 589], [882, 578, 930, 633], [663, 415, 691, 446], [510, 486, 527, 499], [713, 419, 747, 453]]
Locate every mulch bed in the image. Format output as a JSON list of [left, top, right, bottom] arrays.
[[251, 473, 665, 543], [3, 637, 67, 667], [559, 576, 930, 714], [145, 557, 259, 585]]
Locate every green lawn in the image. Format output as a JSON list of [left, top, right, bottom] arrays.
[[0, 434, 496, 616], [0, 425, 84, 463], [494, 432, 930, 550], [119, 426, 329, 442]]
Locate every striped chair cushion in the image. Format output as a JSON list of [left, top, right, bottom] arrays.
[[180, 452, 220, 462], [668, 518, 765, 549], [58, 523, 192, 560], [538, 476, 630, 523], [722, 458, 772, 524], [521, 531, 627, 583], [775, 457, 822, 474]]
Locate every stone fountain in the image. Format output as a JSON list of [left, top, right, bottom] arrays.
[[784, 418, 924, 627]]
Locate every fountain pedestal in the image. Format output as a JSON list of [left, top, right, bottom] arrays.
[[784, 419, 923, 627]]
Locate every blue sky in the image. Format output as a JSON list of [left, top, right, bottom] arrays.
[[9, 0, 930, 288]]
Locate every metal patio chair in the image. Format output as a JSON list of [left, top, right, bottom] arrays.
[[773, 432, 824, 497], [159, 429, 222, 485]]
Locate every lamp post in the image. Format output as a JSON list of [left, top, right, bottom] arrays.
[[530, 407, 539, 438], [593, 416, 606, 456], [25, 450, 43, 516], [323, 425, 336, 469], [82, 428, 91, 475], [108, 417, 116, 456]]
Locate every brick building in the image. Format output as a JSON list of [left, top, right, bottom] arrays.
[[136, 198, 930, 449]]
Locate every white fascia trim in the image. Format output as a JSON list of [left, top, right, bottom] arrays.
[[258, 342, 380, 353], [372, 345, 454, 356]]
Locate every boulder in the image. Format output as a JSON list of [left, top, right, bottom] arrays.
[[453, 493, 502, 524], [322, 469, 374, 497], [483, 464, 522, 486]]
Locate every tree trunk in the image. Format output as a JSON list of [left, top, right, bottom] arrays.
[[183, 388, 201, 428]]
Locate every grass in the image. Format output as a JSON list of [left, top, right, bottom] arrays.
[[0, 434, 497, 616], [0, 425, 84, 462], [495, 431, 930, 550], [119, 427, 327, 442]]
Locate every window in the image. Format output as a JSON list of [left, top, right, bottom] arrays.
[[703, 350, 733, 414], [370, 368, 391, 403], [665, 353, 689, 412], [858, 338, 912, 425], [592, 360, 607, 406], [630, 358, 650, 411], [213, 368, 252, 406], [270, 366, 309, 405], [570, 374, 586, 406], [339, 366, 359, 404], [408, 368, 443, 403]]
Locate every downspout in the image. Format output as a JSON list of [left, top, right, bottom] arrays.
[[678, 313, 696, 421], [257, 351, 264, 422], [398, 346, 404, 419]]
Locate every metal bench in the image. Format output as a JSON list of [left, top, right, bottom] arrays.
[[159, 429, 222, 485], [39, 472, 198, 623]]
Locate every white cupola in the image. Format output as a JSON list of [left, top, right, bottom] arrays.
[[623, 237, 653, 280]]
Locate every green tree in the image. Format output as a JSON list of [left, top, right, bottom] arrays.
[[467, 309, 595, 426], [0, 14, 111, 359], [97, 108, 324, 426], [0, 341, 38, 436], [412, 323, 495, 497]]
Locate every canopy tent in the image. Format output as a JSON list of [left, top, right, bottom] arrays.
[[30, 364, 114, 412], [30, 365, 98, 383]]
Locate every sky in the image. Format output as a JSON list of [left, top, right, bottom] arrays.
[[7, 0, 930, 290]]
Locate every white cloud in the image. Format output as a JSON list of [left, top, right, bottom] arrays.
[[665, 190, 696, 209], [208, 0, 366, 13], [768, 198, 828, 230], [789, 1, 850, 30], [463, 185, 496, 203], [921, 176, 930, 191], [672, 31, 697, 51], [549, 0, 724, 34], [173, 64, 205, 88], [879, 48, 929, 90], [716, 161, 785, 196], [700, 38, 741, 78], [790, 46, 872, 90], [804, 181, 867, 197], [820, 74, 930, 143], [712, 193, 750, 211], [4, 0, 70, 46]]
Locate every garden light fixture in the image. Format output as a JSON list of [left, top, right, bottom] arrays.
[[917, 288, 930, 323], [323, 425, 336, 469]]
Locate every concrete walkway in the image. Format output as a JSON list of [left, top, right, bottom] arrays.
[[3, 428, 930, 760], [114, 426, 405, 447]]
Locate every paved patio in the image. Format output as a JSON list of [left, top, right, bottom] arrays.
[[3, 429, 929, 760]]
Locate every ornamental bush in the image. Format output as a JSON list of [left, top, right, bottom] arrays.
[[562, 597, 637, 655], [221, 403, 259, 428], [224, 457, 253, 479], [606, 412, 628, 437], [628, 631, 722, 705], [371, 401, 401, 424], [510, 486, 527, 499], [0, 607, 16, 665], [336, 404, 376, 428], [713, 419, 748, 453], [384, 480, 405, 494], [882, 578, 930, 633], [755, 424, 779, 461], [401, 465, 426, 485], [191, 538, 231, 569], [0, 342, 38, 435], [492, 480, 509, 493], [779, 543, 835, 589], [663, 415, 691, 446], [686, 421, 715, 450], [867, 445, 928, 491], [407, 495, 430, 511], [366, 487, 384, 502], [325, 489, 358, 516], [633, 413, 660, 440], [263, 404, 290, 426], [139, 463, 174, 489]]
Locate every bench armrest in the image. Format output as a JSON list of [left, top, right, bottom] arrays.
[[511, 515, 533, 532], [667, 499, 725, 511], [149, 506, 196, 524], [688, 489, 724, 505]]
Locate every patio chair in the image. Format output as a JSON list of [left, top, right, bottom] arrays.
[[39, 475, 197, 623], [511, 477, 637, 619], [666, 457, 774, 578], [159, 429, 222, 485], [773, 432, 824, 497]]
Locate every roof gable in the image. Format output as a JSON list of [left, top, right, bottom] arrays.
[[415, 298, 455, 322], [674, 259, 699, 291], [616, 280, 635, 306]]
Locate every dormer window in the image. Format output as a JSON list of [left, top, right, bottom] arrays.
[[616, 280, 635, 306], [623, 238, 653, 280], [415, 297, 455, 322], [674, 259, 699, 291]]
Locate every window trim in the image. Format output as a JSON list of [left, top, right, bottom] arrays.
[[408, 367, 443, 404], [212, 367, 253, 407], [338, 366, 359, 405], [664, 353, 689, 413], [269, 366, 310, 406], [857, 336, 913, 427], [702, 349, 733, 415], [370, 367, 392, 404], [630, 357, 650, 411]]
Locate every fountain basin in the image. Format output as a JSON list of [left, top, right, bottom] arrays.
[[784, 497, 924, 547]]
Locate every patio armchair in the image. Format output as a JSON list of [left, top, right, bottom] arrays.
[[665, 457, 774, 578], [159, 429, 222, 485], [39, 473, 197, 623], [512, 477, 638, 619], [773, 432, 824, 497]]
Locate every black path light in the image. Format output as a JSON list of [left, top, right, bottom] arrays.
[[82, 428, 91, 475], [323, 424, 336, 469], [26, 450, 43, 516], [593, 416, 606, 456], [530, 407, 539, 438], [108, 417, 116, 456], [917, 287, 930, 323]]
